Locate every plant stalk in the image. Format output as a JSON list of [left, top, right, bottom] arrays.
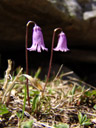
[[43, 28, 62, 93], [25, 20, 35, 107]]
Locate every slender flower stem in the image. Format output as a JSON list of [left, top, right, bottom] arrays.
[[43, 28, 62, 93], [25, 20, 35, 107]]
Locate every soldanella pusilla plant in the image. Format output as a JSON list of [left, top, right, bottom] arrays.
[[25, 20, 69, 107]]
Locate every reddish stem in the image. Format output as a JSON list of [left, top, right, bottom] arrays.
[[25, 21, 35, 107], [43, 28, 62, 93]]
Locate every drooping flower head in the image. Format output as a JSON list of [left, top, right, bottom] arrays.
[[54, 31, 69, 52], [27, 24, 48, 52]]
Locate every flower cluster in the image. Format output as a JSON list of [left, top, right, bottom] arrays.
[[27, 24, 69, 52]]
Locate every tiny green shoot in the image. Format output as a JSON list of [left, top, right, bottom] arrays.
[[32, 94, 40, 112], [34, 67, 41, 78], [0, 103, 9, 115], [78, 112, 92, 126]]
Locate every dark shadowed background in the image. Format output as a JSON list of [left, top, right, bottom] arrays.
[[0, 0, 96, 86]]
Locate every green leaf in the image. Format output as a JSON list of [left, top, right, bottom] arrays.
[[34, 67, 41, 78], [93, 104, 96, 110], [81, 86, 85, 93], [16, 112, 22, 118], [55, 123, 69, 128], [82, 114, 87, 122], [82, 121, 92, 126], [32, 94, 39, 112], [71, 85, 76, 95], [91, 90, 96, 96], [78, 112, 83, 124], [78, 112, 92, 126], [85, 91, 92, 97], [30, 90, 40, 97], [85, 90, 96, 97], [0, 103, 9, 115]]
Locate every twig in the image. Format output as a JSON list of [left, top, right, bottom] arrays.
[[53, 64, 63, 81], [60, 71, 74, 78], [2, 68, 23, 103], [68, 76, 96, 90], [82, 111, 96, 117], [3, 59, 12, 91]]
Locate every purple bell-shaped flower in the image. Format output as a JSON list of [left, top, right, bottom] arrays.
[[54, 32, 69, 52], [27, 24, 48, 52]]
